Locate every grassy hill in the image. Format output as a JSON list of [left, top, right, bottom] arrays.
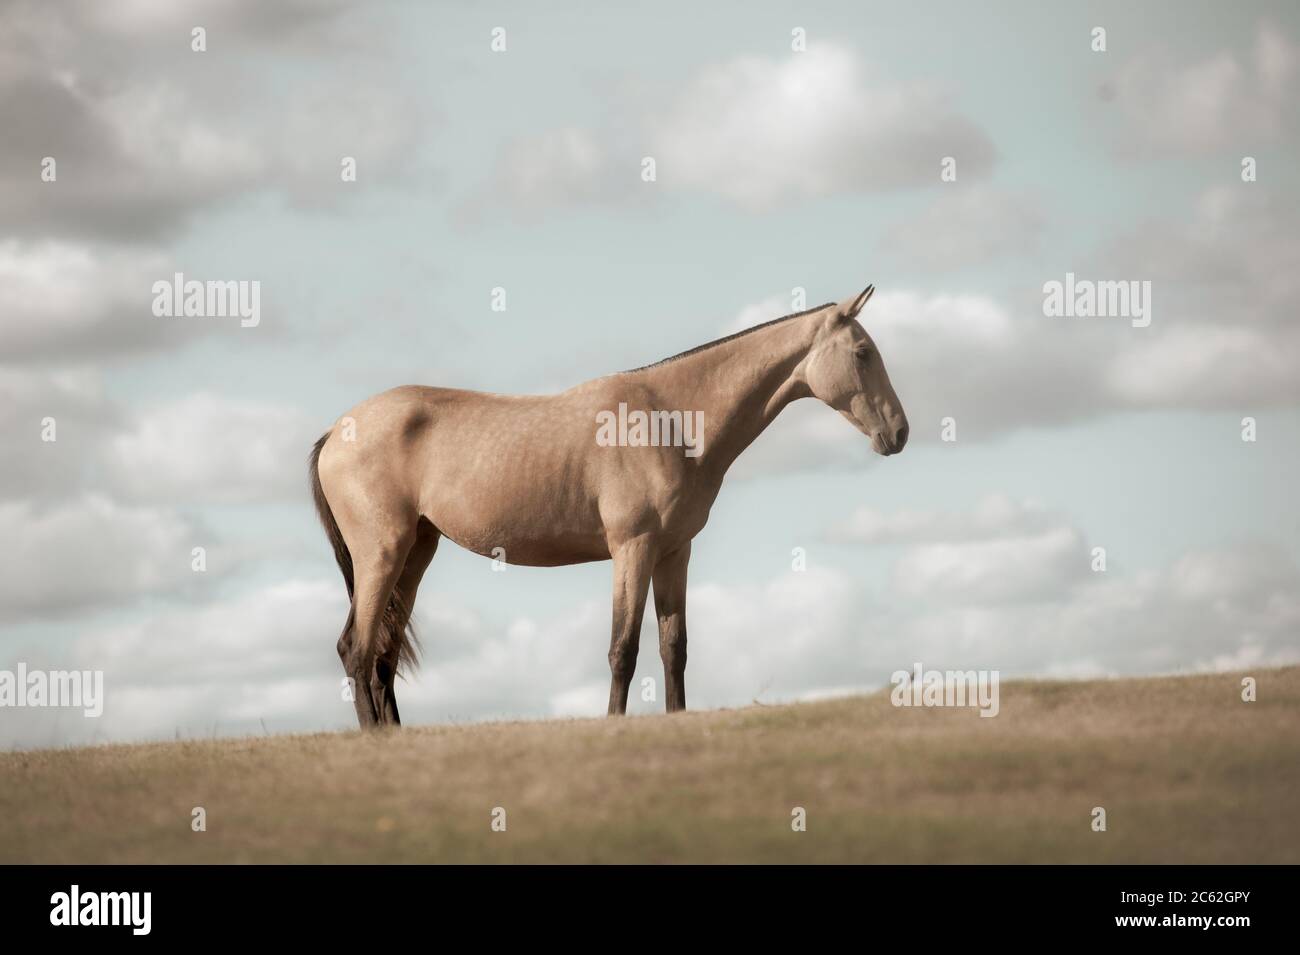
[[2, 667, 1298, 863]]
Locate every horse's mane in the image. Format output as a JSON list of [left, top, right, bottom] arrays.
[[623, 302, 835, 373]]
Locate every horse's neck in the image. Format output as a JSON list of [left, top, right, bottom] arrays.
[[635, 316, 817, 479]]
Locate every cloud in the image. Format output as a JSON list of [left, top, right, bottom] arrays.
[[0, 0, 428, 240], [892, 526, 1083, 604], [1105, 323, 1295, 407], [728, 399, 877, 480], [728, 180, 1300, 464], [1093, 186, 1300, 409], [402, 600, 612, 721], [709, 170, 1297, 462], [833, 495, 1085, 604], [833, 494, 1058, 545], [82, 578, 346, 691], [685, 533, 1298, 706], [6, 518, 1297, 747], [80, 0, 354, 42], [467, 44, 996, 217], [0, 577, 607, 745], [880, 187, 1045, 270], [0, 378, 343, 635], [723, 295, 798, 335], [666, 207, 1297, 484], [0, 240, 185, 361], [1167, 545, 1298, 604], [0, 494, 210, 622], [649, 45, 996, 209], [457, 128, 623, 225], [3, 7, 1298, 756], [0, 368, 123, 499], [686, 567, 862, 702], [1099, 186, 1299, 326], [1, 370, 319, 509], [105, 393, 320, 505], [863, 520, 1300, 680], [1103, 21, 1298, 155], [396, 522, 1299, 719], [0, 578, 349, 747]]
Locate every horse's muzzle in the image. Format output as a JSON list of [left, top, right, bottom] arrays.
[[873, 421, 908, 456]]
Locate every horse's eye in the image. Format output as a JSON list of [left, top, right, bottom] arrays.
[[855, 346, 872, 361]]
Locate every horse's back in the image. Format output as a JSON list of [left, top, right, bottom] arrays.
[[322, 385, 606, 563], [318, 380, 702, 565]]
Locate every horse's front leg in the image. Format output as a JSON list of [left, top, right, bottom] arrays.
[[652, 543, 690, 713], [606, 536, 655, 715]]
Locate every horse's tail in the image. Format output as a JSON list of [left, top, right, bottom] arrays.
[[309, 432, 353, 599], [309, 431, 419, 674]]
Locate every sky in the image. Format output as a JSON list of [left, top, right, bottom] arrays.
[[1, 0, 1298, 747]]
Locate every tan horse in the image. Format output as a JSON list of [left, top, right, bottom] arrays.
[[310, 284, 907, 728]]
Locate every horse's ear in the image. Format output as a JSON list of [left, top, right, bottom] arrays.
[[840, 284, 875, 321]]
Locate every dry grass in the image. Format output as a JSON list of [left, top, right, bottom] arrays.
[[2, 667, 1297, 863]]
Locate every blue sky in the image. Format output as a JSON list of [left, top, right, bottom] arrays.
[[1, 0, 1298, 746]]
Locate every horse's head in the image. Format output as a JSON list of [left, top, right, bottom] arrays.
[[803, 285, 908, 456]]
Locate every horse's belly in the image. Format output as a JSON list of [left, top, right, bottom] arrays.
[[421, 468, 609, 566], [436, 520, 610, 566]]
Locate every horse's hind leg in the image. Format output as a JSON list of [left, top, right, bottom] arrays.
[[373, 519, 440, 726], [343, 527, 416, 730]]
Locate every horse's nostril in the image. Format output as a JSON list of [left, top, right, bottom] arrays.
[[894, 423, 909, 449]]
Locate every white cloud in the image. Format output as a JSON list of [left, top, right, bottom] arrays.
[[0, 0, 425, 239], [1105, 22, 1297, 154], [881, 187, 1045, 270], [668, 533, 1296, 708], [75, 0, 352, 41], [892, 526, 1083, 603], [687, 567, 862, 703], [1093, 186, 1300, 409], [0, 368, 121, 498], [0, 578, 350, 747], [1105, 323, 1296, 407], [0, 494, 207, 621], [0, 373, 318, 505], [650, 45, 996, 209], [835, 498, 1088, 607], [866, 288, 1016, 346], [0, 240, 172, 360], [834, 494, 1057, 545], [1168, 545, 1296, 603], [402, 599, 611, 721], [461, 128, 617, 223], [5, 525, 1297, 747], [105, 393, 319, 504], [725, 295, 796, 334], [468, 45, 995, 217], [84, 579, 346, 689], [663, 212, 1299, 475], [728, 399, 876, 480]]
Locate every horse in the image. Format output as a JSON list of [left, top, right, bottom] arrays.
[[309, 284, 908, 729]]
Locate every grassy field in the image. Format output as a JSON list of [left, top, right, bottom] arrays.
[[2, 667, 1298, 863]]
